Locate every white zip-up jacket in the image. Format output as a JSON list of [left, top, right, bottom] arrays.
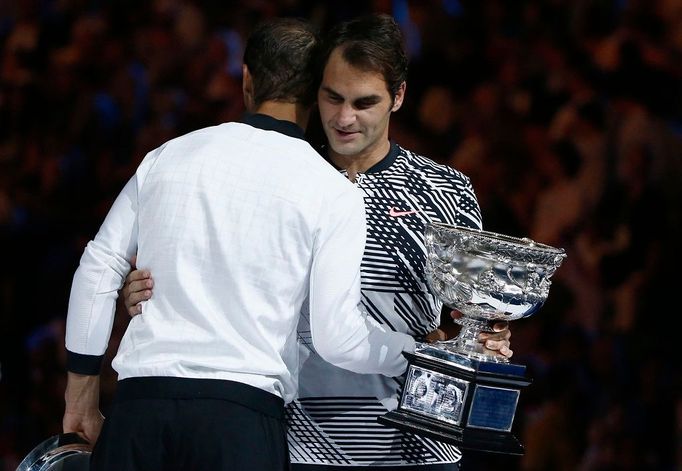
[[65, 114, 414, 403]]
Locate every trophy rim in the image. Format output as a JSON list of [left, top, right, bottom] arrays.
[[426, 222, 566, 258], [16, 433, 91, 471]]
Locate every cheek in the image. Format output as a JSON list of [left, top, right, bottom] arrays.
[[360, 112, 383, 132]]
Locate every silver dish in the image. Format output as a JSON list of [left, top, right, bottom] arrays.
[[424, 223, 566, 362], [16, 433, 91, 471]]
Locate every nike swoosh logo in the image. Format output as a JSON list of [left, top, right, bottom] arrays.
[[389, 207, 419, 217]]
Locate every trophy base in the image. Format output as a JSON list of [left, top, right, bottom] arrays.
[[379, 409, 524, 455], [378, 346, 531, 456]]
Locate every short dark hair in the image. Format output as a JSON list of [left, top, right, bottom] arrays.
[[320, 14, 408, 99], [243, 18, 319, 106]]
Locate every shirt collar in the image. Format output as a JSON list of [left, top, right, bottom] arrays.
[[322, 141, 400, 175], [363, 141, 400, 174], [241, 113, 306, 141]]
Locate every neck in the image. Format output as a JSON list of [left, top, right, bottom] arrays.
[[253, 101, 310, 130], [329, 139, 391, 182]]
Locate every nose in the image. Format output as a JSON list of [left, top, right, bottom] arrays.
[[336, 103, 356, 128]]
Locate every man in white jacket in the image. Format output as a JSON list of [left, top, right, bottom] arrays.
[[62, 18, 414, 471]]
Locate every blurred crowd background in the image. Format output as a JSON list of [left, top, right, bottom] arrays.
[[1, 0, 681, 470]]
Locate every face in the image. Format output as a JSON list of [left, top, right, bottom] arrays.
[[318, 48, 405, 160]]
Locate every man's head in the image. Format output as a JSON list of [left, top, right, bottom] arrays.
[[242, 18, 319, 111], [317, 14, 408, 160]]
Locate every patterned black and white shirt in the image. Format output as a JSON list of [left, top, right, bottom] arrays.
[[287, 142, 483, 467]]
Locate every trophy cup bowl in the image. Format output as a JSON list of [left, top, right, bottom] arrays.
[[425, 223, 566, 362], [379, 223, 566, 455], [16, 433, 91, 471]]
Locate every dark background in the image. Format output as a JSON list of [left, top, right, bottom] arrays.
[[1, 1, 681, 469]]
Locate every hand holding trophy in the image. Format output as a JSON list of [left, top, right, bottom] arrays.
[[379, 223, 566, 455]]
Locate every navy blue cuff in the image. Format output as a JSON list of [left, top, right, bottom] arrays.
[[67, 350, 104, 375]]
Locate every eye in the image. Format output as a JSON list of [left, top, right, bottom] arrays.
[[354, 98, 380, 110], [324, 91, 343, 104]]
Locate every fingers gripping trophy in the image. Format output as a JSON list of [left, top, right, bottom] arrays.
[[379, 223, 566, 455]]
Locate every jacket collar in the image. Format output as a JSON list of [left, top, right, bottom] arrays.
[[241, 113, 306, 141]]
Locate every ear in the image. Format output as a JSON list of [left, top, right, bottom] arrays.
[[242, 64, 254, 111], [391, 81, 406, 112]]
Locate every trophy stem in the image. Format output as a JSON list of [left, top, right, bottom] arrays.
[[438, 317, 509, 363]]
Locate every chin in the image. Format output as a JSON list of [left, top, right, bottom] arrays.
[[333, 147, 361, 157], [329, 141, 361, 156]]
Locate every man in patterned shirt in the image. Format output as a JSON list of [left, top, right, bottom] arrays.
[[284, 14, 511, 471], [122, 13, 512, 471]]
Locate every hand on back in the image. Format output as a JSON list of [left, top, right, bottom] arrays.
[[121, 255, 153, 317]]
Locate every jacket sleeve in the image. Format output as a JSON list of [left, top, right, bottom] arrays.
[[65, 148, 161, 374], [307, 186, 414, 377]]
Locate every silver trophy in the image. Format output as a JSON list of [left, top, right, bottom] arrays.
[[16, 433, 91, 471], [379, 223, 566, 455]]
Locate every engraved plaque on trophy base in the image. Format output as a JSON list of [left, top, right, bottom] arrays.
[[378, 346, 531, 455]]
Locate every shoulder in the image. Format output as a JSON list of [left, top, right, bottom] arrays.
[[393, 144, 475, 190], [164, 122, 304, 148], [168, 123, 232, 144], [391, 144, 482, 229]]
